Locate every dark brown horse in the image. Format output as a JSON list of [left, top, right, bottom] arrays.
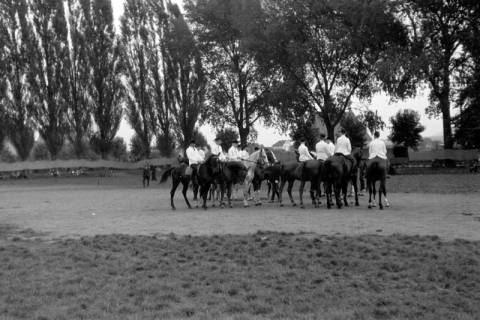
[[298, 159, 324, 209], [160, 163, 199, 210], [366, 157, 390, 210], [323, 149, 363, 209], [198, 155, 222, 210], [278, 161, 301, 207], [252, 164, 281, 203], [217, 161, 248, 208]]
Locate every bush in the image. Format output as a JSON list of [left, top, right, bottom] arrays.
[[111, 137, 128, 161], [0, 148, 19, 163], [32, 141, 50, 161], [156, 133, 176, 157]]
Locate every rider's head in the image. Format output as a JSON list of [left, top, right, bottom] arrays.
[[300, 137, 306, 144], [340, 128, 346, 135], [189, 140, 195, 147], [232, 140, 239, 147], [374, 131, 380, 138], [214, 137, 222, 145], [319, 133, 326, 140]]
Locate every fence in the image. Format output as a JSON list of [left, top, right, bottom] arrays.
[[0, 158, 176, 173]]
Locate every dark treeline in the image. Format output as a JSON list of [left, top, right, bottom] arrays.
[[1, 0, 479, 161]]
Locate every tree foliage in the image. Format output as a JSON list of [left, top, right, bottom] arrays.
[[185, 0, 277, 146], [215, 128, 239, 151], [262, 0, 412, 140], [359, 110, 385, 136], [389, 109, 425, 149], [400, 0, 476, 149], [340, 112, 368, 148], [289, 118, 320, 151], [453, 2, 480, 149]]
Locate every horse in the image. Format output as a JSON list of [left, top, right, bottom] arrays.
[[298, 159, 324, 208], [251, 162, 281, 203], [366, 157, 390, 210], [197, 155, 222, 209], [323, 149, 363, 209], [159, 163, 200, 210], [278, 161, 301, 207]]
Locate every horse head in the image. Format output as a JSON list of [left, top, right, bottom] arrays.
[[206, 155, 221, 175]]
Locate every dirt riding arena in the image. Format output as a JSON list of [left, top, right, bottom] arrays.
[[1, 173, 480, 241]]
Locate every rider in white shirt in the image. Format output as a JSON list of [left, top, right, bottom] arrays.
[[334, 128, 352, 156], [298, 138, 314, 162], [186, 140, 203, 166], [315, 133, 332, 161], [211, 137, 226, 161], [368, 131, 388, 167], [326, 138, 335, 156], [228, 140, 241, 161], [185, 140, 203, 179]]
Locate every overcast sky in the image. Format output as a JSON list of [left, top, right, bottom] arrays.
[[111, 0, 444, 146]]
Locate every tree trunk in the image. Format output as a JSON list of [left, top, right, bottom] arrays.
[[440, 94, 453, 149], [324, 119, 335, 142], [239, 127, 249, 146]]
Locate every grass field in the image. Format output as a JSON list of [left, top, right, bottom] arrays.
[[1, 226, 479, 320]]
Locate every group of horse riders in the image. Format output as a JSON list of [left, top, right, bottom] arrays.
[[162, 127, 390, 210]]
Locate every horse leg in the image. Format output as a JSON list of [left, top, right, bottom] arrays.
[[182, 181, 192, 209], [378, 181, 383, 210], [200, 184, 209, 210], [243, 180, 250, 208], [383, 180, 390, 207], [227, 183, 233, 208], [342, 182, 349, 207], [288, 180, 296, 207], [335, 182, 343, 209], [299, 180, 306, 209], [326, 182, 332, 209], [170, 178, 180, 210], [368, 179, 373, 209], [192, 181, 199, 208], [279, 180, 286, 207], [371, 183, 377, 207], [352, 177, 359, 207]]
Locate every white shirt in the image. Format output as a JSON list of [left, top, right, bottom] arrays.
[[211, 143, 226, 161], [298, 143, 314, 162], [327, 141, 335, 155], [228, 146, 241, 161], [368, 138, 387, 159], [315, 140, 332, 161], [198, 149, 205, 161], [186, 146, 203, 165], [335, 134, 351, 155]]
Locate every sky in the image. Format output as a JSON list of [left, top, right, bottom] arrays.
[[111, 0, 444, 146]]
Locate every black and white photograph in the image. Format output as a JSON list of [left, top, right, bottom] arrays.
[[1, 0, 480, 318]]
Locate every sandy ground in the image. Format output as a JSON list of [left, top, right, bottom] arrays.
[[1, 175, 480, 241]]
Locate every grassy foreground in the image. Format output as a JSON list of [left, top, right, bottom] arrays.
[[1, 228, 480, 319]]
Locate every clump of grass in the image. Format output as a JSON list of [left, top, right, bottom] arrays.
[[0, 231, 480, 319]]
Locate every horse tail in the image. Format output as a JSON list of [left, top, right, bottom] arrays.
[[160, 167, 174, 183]]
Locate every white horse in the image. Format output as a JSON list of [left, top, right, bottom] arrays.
[[241, 147, 269, 207]]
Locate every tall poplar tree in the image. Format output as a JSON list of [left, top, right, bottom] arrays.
[[26, 0, 70, 159], [164, 3, 205, 149], [84, 0, 123, 159], [0, 0, 35, 160], [65, 0, 91, 158]]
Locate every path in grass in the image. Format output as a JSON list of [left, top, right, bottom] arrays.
[[1, 230, 479, 320], [1, 175, 480, 241]]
